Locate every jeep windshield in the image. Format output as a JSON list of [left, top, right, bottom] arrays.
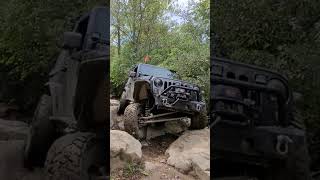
[[138, 64, 178, 79]]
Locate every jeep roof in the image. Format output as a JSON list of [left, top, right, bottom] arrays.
[[135, 63, 177, 79]]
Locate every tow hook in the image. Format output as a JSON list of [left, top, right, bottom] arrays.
[[196, 104, 201, 111], [276, 135, 293, 156]]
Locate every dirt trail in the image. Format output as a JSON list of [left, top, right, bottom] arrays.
[[141, 135, 197, 180], [110, 99, 198, 180], [110, 133, 197, 180], [0, 100, 199, 180]]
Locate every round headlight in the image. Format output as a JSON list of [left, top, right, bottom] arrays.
[[267, 79, 288, 99], [154, 78, 163, 87]]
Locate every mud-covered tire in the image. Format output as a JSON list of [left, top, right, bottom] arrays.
[[45, 132, 106, 180], [24, 94, 55, 167], [123, 103, 142, 139], [190, 109, 208, 129]]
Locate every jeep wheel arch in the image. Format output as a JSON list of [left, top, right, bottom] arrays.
[[133, 80, 152, 102]]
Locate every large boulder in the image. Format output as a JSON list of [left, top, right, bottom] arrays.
[[0, 103, 19, 119], [0, 140, 45, 180], [0, 140, 25, 180], [166, 128, 210, 180], [110, 130, 142, 172], [0, 119, 28, 141]]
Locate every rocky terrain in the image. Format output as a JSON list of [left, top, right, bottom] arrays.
[[0, 99, 210, 180], [110, 99, 210, 180]]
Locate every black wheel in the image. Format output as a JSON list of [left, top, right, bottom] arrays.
[[264, 139, 312, 180], [45, 132, 106, 180], [190, 109, 208, 129], [123, 103, 142, 139], [24, 94, 56, 167]]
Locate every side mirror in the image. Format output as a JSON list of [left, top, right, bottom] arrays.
[[62, 32, 82, 49], [129, 71, 136, 78]]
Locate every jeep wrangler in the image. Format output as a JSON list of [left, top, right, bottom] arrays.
[[211, 57, 311, 180], [118, 63, 207, 139], [24, 7, 109, 180]]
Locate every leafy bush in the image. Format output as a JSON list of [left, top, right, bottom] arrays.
[[0, 0, 107, 112]]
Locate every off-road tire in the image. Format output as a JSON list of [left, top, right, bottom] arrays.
[[24, 94, 55, 167], [264, 140, 311, 180], [45, 132, 106, 180], [123, 103, 141, 139], [190, 109, 208, 129]]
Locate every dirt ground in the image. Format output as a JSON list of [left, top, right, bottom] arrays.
[[0, 104, 200, 180], [110, 134, 198, 180], [141, 135, 197, 180]]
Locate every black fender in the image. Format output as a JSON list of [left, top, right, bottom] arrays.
[[133, 80, 152, 102]]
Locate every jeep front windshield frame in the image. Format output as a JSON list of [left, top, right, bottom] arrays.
[[138, 64, 178, 79]]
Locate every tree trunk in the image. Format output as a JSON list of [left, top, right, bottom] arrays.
[[117, 21, 121, 56]]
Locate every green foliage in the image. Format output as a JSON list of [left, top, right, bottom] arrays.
[[0, 0, 107, 111], [211, 0, 320, 133], [110, 55, 131, 94], [123, 161, 146, 178], [111, 0, 210, 101]]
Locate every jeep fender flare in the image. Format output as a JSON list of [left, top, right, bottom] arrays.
[[133, 80, 152, 102]]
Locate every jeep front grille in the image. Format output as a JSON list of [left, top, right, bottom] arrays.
[[163, 81, 190, 90], [211, 57, 291, 126], [160, 80, 198, 101]]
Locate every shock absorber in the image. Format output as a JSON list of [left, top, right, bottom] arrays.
[[145, 100, 150, 116]]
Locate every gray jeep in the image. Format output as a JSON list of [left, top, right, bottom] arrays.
[[24, 7, 109, 180], [118, 63, 207, 138]]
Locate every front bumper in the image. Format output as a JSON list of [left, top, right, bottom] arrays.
[[212, 124, 307, 165], [154, 85, 205, 113]]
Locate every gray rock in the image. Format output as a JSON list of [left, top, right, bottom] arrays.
[[166, 128, 210, 180], [0, 140, 44, 180], [110, 130, 142, 172], [110, 101, 124, 130], [164, 118, 190, 135], [0, 140, 25, 179], [0, 103, 19, 118], [0, 119, 29, 140], [146, 126, 166, 140]]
